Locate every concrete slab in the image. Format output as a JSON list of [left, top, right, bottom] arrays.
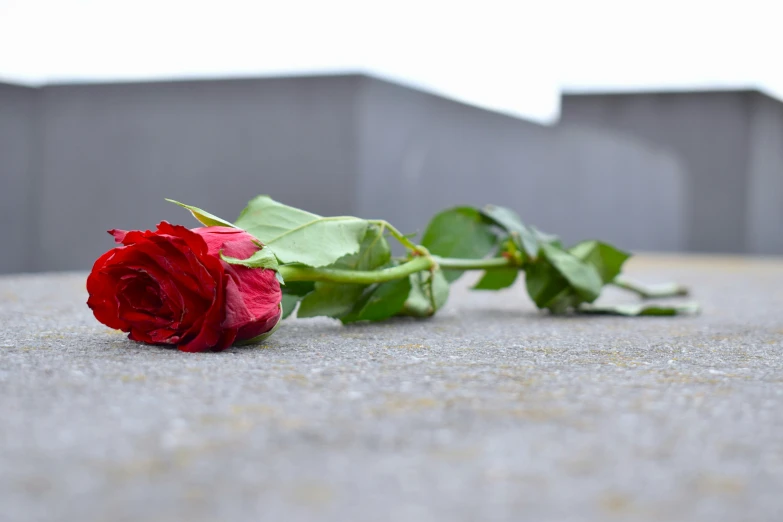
[[1, 255, 782, 522]]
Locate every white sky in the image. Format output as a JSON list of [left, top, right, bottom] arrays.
[[0, 0, 780, 123]]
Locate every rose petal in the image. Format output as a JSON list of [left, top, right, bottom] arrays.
[[235, 305, 282, 342], [109, 229, 129, 243], [86, 249, 132, 332], [194, 227, 260, 258], [178, 272, 227, 352]]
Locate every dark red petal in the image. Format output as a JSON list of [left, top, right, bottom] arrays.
[[216, 328, 239, 351], [86, 248, 132, 332], [178, 272, 229, 352], [155, 222, 209, 257], [134, 238, 210, 297], [118, 276, 164, 312]]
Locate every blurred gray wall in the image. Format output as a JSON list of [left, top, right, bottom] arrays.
[[561, 90, 783, 255], [0, 83, 38, 274], [34, 76, 359, 272], [355, 77, 686, 252], [1, 75, 781, 274]]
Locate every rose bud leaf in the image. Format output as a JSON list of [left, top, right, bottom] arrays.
[[220, 246, 280, 272], [165, 199, 237, 228]]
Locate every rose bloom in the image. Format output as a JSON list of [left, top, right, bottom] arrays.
[[87, 222, 282, 352]]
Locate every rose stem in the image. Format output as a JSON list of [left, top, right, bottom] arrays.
[[278, 256, 516, 285]]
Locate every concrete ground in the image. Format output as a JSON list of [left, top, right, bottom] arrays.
[[1, 255, 782, 522]]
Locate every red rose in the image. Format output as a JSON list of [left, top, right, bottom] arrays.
[[87, 222, 282, 352]]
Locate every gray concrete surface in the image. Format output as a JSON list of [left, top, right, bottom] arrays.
[[1, 255, 782, 521]]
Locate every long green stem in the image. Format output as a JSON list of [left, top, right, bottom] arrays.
[[612, 276, 689, 298], [278, 255, 516, 285], [434, 256, 514, 270], [279, 256, 433, 284]]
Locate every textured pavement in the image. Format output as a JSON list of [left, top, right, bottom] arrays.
[[1, 255, 782, 522]]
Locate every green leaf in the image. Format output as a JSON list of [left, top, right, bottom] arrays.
[[421, 207, 497, 282], [220, 246, 279, 272], [479, 204, 540, 260], [296, 224, 392, 319], [234, 195, 369, 268], [401, 268, 450, 317], [335, 223, 392, 272], [282, 281, 316, 296], [341, 277, 412, 324], [473, 240, 520, 290], [297, 283, 364, 318], [280, 281, 315, 319], [577, 302, 700, 316], [524, 260, 572, 310], [430, 269, 450, 311], [524, 243, 604, 312], [166, 199, 237, 228], [531, 226, 562, 248], [568, 240, 630, 284], [540, 243, 603, 302], [281, 294, 301, 319], [473, 267, 518, 290]]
